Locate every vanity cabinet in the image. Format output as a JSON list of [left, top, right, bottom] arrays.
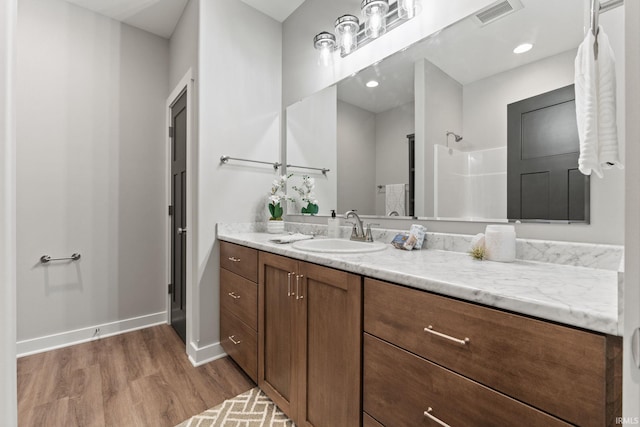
[[258, 251, 362, 427], [363, 278, 622, 427], [219, 242, 258, 381]]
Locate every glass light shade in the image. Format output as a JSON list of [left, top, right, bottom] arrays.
[[361, 0, 389, 39], [398, 0, 421, 20], [313, 31, 336, 66], [335, 15, 359, 56]]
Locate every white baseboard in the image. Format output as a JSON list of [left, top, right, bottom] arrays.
[[16, 312, 167, 357], [187, 340, 227, 367]]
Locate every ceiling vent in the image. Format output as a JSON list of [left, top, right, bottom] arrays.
[[473, 0, 523, 26]]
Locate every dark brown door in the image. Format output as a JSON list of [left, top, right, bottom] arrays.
[[507, 84, 589, 222], [170, 90, 187, 343]]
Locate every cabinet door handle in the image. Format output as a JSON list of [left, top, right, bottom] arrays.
[[227, 291, 240, 299], [228, 256, 241, 262], [296, 274, 304, 300], [424, 325, 470, 346], [288, 272, 294, 297], [229, 335, 241, 345], [424, 407, 451, 427]]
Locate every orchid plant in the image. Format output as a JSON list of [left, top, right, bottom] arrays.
[[292, 175, 319, 214], [268, 174, 293, 220]]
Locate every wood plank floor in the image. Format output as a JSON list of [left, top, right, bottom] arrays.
[[17, 324, 255, 426]]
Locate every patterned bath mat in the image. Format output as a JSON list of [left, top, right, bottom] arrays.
[[175, 387, 295, 427]]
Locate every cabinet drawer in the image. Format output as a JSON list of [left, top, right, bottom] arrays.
[[363, 334, 571, 427], [220, 242, 258, 282], [220, 268, 257, 330], [364, 278, 616, 427], [220, 308, 257, 382]]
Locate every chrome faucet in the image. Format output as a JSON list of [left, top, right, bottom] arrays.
[[346, 210, 375, 242], [345, 210, 364, 238]]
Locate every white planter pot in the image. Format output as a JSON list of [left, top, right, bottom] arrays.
[[267, 220, 285, 234]]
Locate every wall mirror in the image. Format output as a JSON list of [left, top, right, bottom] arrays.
[[286, 0, 622, 222]]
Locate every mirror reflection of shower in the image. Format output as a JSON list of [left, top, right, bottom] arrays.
[[446, 131, 463, 154]]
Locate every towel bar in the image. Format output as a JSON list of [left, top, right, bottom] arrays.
[[40, 253, 81, 264]]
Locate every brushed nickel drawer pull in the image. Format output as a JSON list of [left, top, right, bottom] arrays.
[[229, 335, 241, 345], [424, 407, 451, 427], [296, 275, 304, 300], [228, 256, 241, 262], [227, 292, 241, 299], [424, 325, 470, 345]]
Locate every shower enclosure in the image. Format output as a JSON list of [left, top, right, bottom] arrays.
[[433, 145, 507, 220]]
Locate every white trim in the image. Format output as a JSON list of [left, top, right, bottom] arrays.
[[165, 69, 197, 353], [187, 341, 227, 367], [0, 0, 17, 423], [624, 0, 640, 418], [16, 312, 167, 357]]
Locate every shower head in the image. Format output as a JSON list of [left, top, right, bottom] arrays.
[[446, 131, 463, 142]]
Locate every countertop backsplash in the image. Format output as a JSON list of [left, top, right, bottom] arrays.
[[217, 222, 623, 272]]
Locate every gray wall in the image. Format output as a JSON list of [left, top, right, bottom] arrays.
[[375, 102, 414, 215], [337, 100, 375, 214], [196, 0, 282, 352], [16, 0, 170, 341], [170, 0, 198, 90]]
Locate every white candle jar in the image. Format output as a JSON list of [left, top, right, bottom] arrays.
[[484, 225, 516, 262]]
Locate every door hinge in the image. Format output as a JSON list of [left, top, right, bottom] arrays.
[[168, 205, 173, 216], [168, 283, 173, 294], [169, 126, 174, 138]]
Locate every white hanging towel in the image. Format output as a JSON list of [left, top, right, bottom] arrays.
[[575, 26, 623, 178], [385, 184, 406, 216]]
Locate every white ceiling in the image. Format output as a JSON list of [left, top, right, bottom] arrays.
[[239, 0, 306, 22], [64, 0, 304, 39], [64, 0, 189, 39]]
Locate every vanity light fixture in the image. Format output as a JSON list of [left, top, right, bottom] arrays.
[[513, 43, 533, 54], [335, 15, 360, 56], [398, 0, 421, 19], [362, 0, 390, 39], [313, 0, 421, 64], [366, 80, 379, 88], [313, 31, 337, 66]]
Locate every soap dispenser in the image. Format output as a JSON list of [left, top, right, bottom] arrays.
[[327, 210, 340, 238]]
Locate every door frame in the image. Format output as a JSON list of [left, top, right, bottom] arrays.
[[166, 69, 196, 352]]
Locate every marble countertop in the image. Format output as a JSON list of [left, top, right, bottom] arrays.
[[217, 229, 621, 336]]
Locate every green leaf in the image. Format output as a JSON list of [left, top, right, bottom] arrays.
[[269, 202, 283, 219]]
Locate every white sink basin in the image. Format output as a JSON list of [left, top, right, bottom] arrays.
[[292, 238, 387, 254]]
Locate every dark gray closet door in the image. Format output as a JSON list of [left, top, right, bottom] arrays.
[[507, 84, 589, 222]]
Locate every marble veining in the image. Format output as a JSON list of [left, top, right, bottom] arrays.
[[217, 223, 620, 336]]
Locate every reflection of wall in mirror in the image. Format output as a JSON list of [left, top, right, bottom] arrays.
[[337, 100, 414, 216], [416, 58, 463, 218], [374, 102, 414, 216], [337, 101, 376, 214], [463, 49, 576, 152], [286, 86, 337, 215]]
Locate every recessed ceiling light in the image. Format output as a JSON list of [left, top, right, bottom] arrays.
[[513, 43, 533, 54], [366, 80, 379, 88]]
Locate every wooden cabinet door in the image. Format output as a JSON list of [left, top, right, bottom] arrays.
[[296, 262, 362, 427], [258, 252, 298, 417]]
